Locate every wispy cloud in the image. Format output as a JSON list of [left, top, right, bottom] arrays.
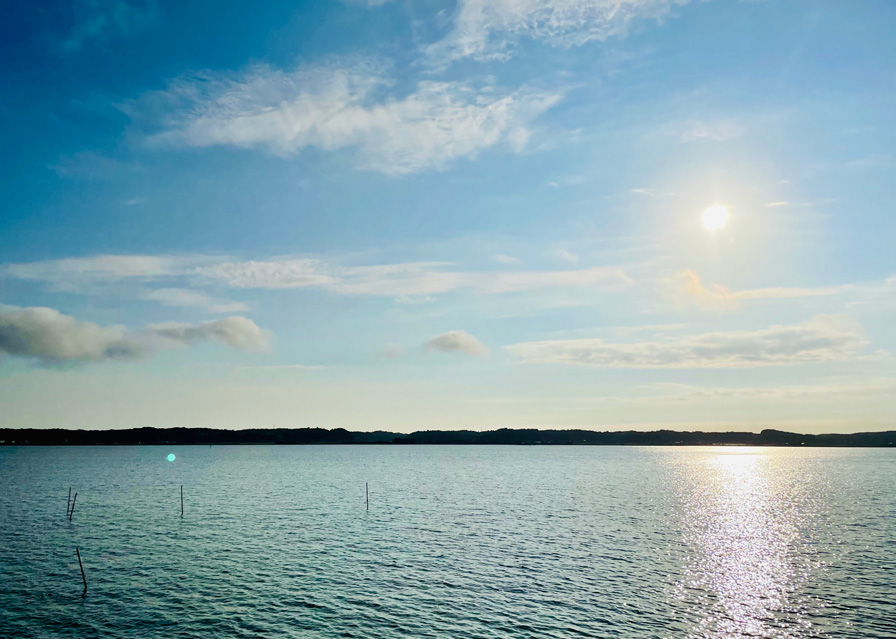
[[844, 154, 894, 170], [425, 330, 489, 358], [199, 258, 632, 298], [844, 275, 896, 309], [51, 151, 139, 180], [58, 0, 157, 52], [552, 248, 579, 265], [380, 344, 405, 359], [1, 254, 207, 291], [2, 254, 633, 303], [234, 363, 323, 371], [477, 265, 630, 294], [659, 118, 744, 143], [130, 63, 562, 174], [673, 270, 838, 311], [613, 323, 689, 335], [139, 288, 248, 313], [428, 0, 694, 61], [507, 315, 868, 368], [639, 378, 896, 402], [0, 306, 268, 365], [195, 259, 336, 289]]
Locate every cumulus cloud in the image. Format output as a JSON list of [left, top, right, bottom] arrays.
[[507, 315, 867, 368], [149, 316, 270, 351], [0, 306, 269, 365], [0, 307, 144, 363], [131, 63, 561, 174], [425, 330, 490, 358], [674, 270, 838, 311], [429, 0, 692, 61]]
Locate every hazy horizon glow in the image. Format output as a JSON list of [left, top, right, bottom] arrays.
[[0, 0, 893, 433]]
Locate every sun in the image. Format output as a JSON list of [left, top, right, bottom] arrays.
[[702, 204, 729, 231]]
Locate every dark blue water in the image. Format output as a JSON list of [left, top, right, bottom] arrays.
[[1, 445, 893, 638]]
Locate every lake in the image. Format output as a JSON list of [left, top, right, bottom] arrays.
[[1, 445, 893, 638]]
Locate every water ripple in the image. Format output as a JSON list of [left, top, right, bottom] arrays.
[[1, 445, 893, 638]]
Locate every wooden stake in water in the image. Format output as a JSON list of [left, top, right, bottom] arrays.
[[366, 482, 369, 511], [66, 487, 72, 516], [76, 547, 87, 594], [69, 492, 78, 521], [180, 485, 184, 518]]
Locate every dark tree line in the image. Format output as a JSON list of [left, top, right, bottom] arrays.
[[1, 426, 893, 446]]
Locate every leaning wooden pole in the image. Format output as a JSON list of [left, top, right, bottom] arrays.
[[69, 493, 78, 522], [76, 547, 87, 594], [180, 485, 184, 518], [67, 487, 72, 516]]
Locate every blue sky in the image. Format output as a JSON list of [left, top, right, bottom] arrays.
[[1, 0, 893, 432]]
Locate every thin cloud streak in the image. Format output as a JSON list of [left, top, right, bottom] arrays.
[[2, 254, 633, 301], [674, 270, 838, 311], [1, 255, 200, 288], [198, 259, 633, 298], [641, 378, 896, 401], [140, 288, 249, 313], [507, 315, 868, 368]]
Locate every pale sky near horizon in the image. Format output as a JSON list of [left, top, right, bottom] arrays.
[[1, 0, 894, 433]]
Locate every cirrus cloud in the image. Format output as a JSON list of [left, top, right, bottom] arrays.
[[130, 63, 562, 175], [430, 0, 694, 61]]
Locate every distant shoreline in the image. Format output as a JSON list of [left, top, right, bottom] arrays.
[[2, 427, 894, 447]]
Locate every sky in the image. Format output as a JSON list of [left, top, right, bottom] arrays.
[[0, 0, 894, 433]]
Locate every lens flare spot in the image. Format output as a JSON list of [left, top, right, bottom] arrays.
[[167, 453, 176, 462], [702, 204, 729, 231]]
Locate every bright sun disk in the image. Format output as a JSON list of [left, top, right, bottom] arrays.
[[702, 205, 729, 231]]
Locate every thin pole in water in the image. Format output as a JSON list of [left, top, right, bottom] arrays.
[[180, 485, 184, 518], [366, 482, 369, 511], [66, 487, 72, 516], [76, 547, 87, 594], [69, 493, 78, 522]]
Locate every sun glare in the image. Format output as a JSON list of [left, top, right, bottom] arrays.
[[702, 205, 729, 231]]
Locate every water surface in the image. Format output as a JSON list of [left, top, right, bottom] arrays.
[[1, 445, 893, 638]]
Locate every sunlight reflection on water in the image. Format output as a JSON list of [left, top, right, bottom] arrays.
[[673, 449, 817, 638]]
